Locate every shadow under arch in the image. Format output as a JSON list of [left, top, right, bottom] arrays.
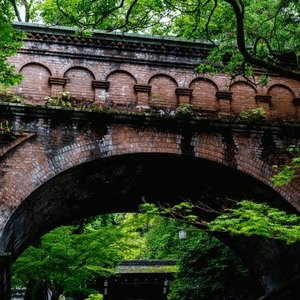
[[1, 153, 300, 296]]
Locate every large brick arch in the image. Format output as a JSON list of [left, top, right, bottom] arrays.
[[1, 111, 300, 296], [1, 118, 300, 229], [16, 63, 51, 103], [1, 151, 300, 295]]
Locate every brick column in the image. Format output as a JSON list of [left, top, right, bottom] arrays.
[[216, 91, 233, 114], [176, 88, 193, 105], [49, 77, 67, 98], [293, 98, 300, 119], [92, 81, 110, 104], [134, 84, 151, 107], [0, 252, 11, 300], [255, 95, 272, 118]]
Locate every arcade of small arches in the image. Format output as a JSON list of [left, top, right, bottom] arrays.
[[7, 22, 300, 121], [13, 60, 300, 120]]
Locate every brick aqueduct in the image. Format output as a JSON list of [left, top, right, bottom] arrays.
[[1, 22, 300, 299]]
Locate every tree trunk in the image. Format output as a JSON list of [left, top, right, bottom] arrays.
[[24, 279, 48, 300]]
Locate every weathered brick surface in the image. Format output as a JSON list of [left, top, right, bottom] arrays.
[[1, 23, 300, 299], [6, 23, 300, 120], [1, 107, 300, 298]]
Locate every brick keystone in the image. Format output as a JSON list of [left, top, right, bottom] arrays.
[[255, 95, 272, 103], [293, 98, 300, 105], [48, 77, 67, 86], [92, 81, 110, 90], [134, 85, 151, 94], [175, 88, 193, 96], [216, 91, 233, 100]]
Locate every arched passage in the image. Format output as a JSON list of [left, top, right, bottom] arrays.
[[1, 153, 300, 299]]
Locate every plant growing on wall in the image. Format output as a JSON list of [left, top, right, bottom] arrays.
[[0, 85, 23, 103], [0, 120, 14, 134], [240, 107, 266, 121], [44, 91, 72, 108]]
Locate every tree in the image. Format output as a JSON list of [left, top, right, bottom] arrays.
[[12, 215, 145, 300], [37, 0, 300, 82], [8, 0, 41, 22], [0, 0, 25, 87], [142, 217, 261, 300]]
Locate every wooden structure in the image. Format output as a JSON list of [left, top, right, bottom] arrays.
[[100, 260, 176, 300]]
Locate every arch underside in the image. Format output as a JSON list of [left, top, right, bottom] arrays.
[[1, 153, 300, 294]]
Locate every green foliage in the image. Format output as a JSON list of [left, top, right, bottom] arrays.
[[12, 215, 145, 298], [176, 104, 193, 116], [169, 230, 258, 300], [85, 293, 103, 300], [240, 107, 266, 121], [0, 1, 25, 87], [0, 85, 23, 103], [151, 93, 164, 102], [142, 198, 300, 245], [44, 91, 72, 108], [207, 200, 300, 244], [0, 120, 14, 133], [271, 145, 300, 186], [35, 0, 300, 81], [141, 216, 257, 300]]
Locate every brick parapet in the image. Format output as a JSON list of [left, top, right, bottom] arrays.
[[8, 23, 300, 120]]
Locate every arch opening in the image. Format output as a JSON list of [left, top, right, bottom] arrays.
[[1, 153, 300, 298]]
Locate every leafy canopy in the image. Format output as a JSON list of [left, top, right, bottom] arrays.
[[141, 199, 300, 244], [0, 0, 25, 87], [12, 214, 146, 298], [36, 0, 300, 81], [3, 0, 300, 86]]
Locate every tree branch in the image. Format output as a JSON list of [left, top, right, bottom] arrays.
[[224, 0, 300, 81], [10, 0, 22, 22]]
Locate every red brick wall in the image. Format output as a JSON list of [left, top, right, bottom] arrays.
[[268, 85, 296, 119], [107, 71, 137, 107], [16, 63, 51, 103], [230, 82, 257, 114], [149, 75, 178, 109], [64, 67, 95, 103], [190, 78, 218, 112], [7, 28, 300, 120]]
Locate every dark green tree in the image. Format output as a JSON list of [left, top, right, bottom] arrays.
[[143, 217, 260, 300], [38, 0, 300, 82], [12, 215, 144, 300], [0, 0, 25, 87]]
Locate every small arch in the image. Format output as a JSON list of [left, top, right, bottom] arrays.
[[267, 84, 295, 97], [64, 66, 95, 80], [230, 81, 257, 94], [17, 63, 52, 103], [189, 77, 218, 91], [230, 81, 257, 114], [19, 62, 52, 76], [106, 70, 138, 106], [267, 84, 296, 119], [148, 73, 178, 87], [64, 67, 95, 102], [189, 77, 219, 111], [106, 70, 137, 83], [148, 74, 179, 109]]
